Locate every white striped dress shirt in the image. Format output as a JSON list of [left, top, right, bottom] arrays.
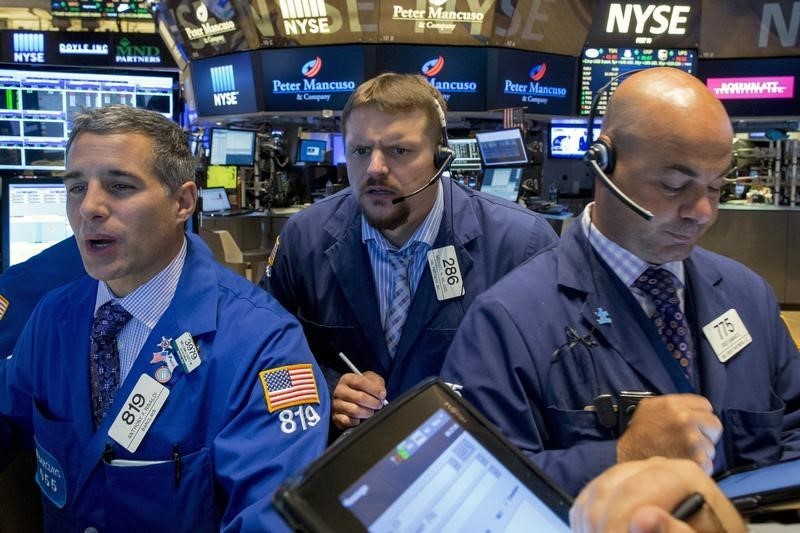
[[363, 181, 444, 331], [93, 237, 187, 384]]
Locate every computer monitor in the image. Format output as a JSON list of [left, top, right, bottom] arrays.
[[549, 123, 602, 159], [205, 165, 238, 189], [475, 128, 528, 167], [297, 138, 328, 164], [331, 133, 346, 165], [2, 178, 73, 269], [480, 167, 523, 202], [209, 128, 256, 166], [448, 138, 481, 170]]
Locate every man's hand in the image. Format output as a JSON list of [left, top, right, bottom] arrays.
[[332, 371, 387, 430], [570, 457, 746, 533], [617, 394, 723, 473]]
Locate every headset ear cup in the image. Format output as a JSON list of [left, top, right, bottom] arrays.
[[433, 145, 449, 169], [589, 139, 615, 173]]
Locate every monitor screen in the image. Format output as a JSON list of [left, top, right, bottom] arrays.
[[199, 187, 231, 213], [549, 123, 602, 159], [480, 167, 523, 202], [0, 67, 175, 172], [209, 129, 255, 166], [486, 48, 576, 116], [206, 165, 238, 189], [2, 178, 73, 269], [448, 138, 481, 170], [698, 57, 800, 117], [578, 47, 697, 116], [297, 138, 328, 164], [331, 133, 346, 165], [475, 128, 528, 167], [191, 51, 260, 118]]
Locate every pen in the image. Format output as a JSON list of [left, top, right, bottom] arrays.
[[337, 352, 389, 406], [671, 492, 705, 521]]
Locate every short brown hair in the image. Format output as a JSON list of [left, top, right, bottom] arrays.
[[341, 72, 447, 146]]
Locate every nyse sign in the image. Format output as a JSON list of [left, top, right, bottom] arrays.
[[586, 0, 699, 48]]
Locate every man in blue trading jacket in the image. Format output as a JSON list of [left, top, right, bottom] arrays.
[[442, 68, 800, 497], [0, 105, 329, 531], [260, 73, 557, 433], [0, 236, 85, 358]]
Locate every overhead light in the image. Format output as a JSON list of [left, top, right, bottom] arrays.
[[117, 3, 131, 13]]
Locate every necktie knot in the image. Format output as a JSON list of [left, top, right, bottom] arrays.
[[92, 301, 132, 342], [633, 267, 681, 310]]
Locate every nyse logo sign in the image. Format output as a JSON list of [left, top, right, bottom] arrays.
[[278, 0, 331, 35], [604, 3, 692, 44], [210, 65, 239, 106], [13, 33, 45, 63]]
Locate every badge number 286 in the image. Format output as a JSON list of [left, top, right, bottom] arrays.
[[279, 405, 321, 434], [427, 245, 464, 301]]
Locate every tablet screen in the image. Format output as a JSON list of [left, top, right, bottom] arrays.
[[274, 379, 572, 532], [717, 457, 800, 500], [340, 408, 570, 532]]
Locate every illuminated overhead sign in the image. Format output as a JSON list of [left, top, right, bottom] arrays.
[[259, 45, 365, 111], [13, 33, 45, 63], [192, 51, 259, 116], [487, 48, 575, 115], [587, 0, 699, 47], [707, 76, 794, 100]]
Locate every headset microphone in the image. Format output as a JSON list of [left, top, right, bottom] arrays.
[[392, 148, 455, 204], [584, 69, 654, 221]]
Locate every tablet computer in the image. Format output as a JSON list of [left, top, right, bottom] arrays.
[[716, 457, 800, 514], [274, 378, 573, 532]]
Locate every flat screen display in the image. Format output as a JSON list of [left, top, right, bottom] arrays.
[[475, 128, 528, 167], [698, 57, 800, 117], [206, 165, 237, 189], [0, 68, 175, 171], [480, 167, 523, 202], [448, 138, 481, 170], [191, 51, 259, 118], [259, 45, 366, 112], [331, 133, 346, 165], [374, 45, 488, 112], [209, 128, 255, 166], [578, 47, 697, 116], [487, 48, 576, 116], [297, 138, 328, 164], [549, 123, 602, 159], [2, 178, 73, 269]]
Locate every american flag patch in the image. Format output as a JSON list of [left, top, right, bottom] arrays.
[[259, 364, 319, 413], [0, 295, 8, 320]]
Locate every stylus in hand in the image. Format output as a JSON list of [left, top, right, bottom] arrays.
[[671, 492, 705, 521], [337, 352, 389, 406]]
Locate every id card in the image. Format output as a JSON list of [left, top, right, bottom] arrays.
[[702, 309, 752, 363], [108, 374, 170, 453], [427, 245, 464, 301]]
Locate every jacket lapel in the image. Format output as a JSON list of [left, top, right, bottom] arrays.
[[393, 180, 478, 367], [684, 254, 728, 408], [560, 224, 679, 394], [324, 197, 390, 373]]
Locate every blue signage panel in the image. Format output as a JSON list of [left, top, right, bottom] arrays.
[[258, 45, 366, 112], [486, 48, 576, 115], [191, 51, 260, 117], [374, 44, 487, 112]]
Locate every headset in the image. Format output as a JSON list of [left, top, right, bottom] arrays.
[[392, 97, 456, 205], [583, 69, 654, 220]]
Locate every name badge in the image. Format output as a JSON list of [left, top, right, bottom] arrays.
[[427, 245, 464, 301], [702, 309, 752, 363], [172, 332, 201, 373], [108, 374, 170, 453]]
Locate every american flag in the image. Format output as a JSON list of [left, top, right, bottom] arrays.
[[259, 364, 319, 413], [0, 295, 8, 320]]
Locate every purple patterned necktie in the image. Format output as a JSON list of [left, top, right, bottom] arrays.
[[89, 301, 132, 426], [633, 267, 695, 382]]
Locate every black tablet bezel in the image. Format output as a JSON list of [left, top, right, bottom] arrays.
[[274, 378, 573, 532], [715, 457, 800, 514]]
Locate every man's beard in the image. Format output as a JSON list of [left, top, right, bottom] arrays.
[[363, 201, 410, 231]]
